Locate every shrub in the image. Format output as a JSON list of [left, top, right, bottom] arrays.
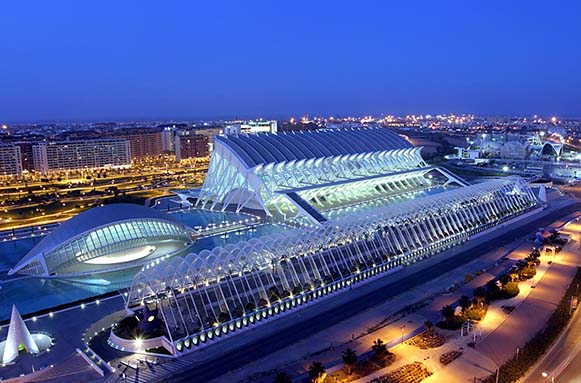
[[436, 316, 464, 330], [465, 305, 488, 321], [520, 266, 537, 280], [500, 282, 520, 299]]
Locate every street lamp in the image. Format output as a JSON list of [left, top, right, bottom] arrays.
[[400, 325, 406, 344], [542, 371, 555, 383]]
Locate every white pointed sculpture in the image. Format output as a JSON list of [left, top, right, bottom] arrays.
[[2, 305, 39, 364], [538, 185, 547, 202]]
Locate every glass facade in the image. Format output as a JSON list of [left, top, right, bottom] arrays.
[[44, 220, 189, 272], [13, 217, 191, 277], [127, 176, 538, 352]]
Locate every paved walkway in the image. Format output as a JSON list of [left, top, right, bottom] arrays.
[[203, 208, 581, 383], [0, 295, 125, 381], [347, 223, 578, 383], [417, 218, 581, 383], [476, 220, 580, 366]]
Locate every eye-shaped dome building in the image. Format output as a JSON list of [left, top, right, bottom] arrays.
[[9, 204, 195, 277]]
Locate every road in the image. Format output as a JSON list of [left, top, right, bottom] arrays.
[[158, 203, 581, 383], [523, 294, 581, 383], [556, 350, 581, 382]]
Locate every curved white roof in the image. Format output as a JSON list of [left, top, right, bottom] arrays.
[[216, 127, 412, 168], [12, 204, 186, 273]]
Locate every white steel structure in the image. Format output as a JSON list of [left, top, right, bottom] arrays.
[[10, 204, 194, 277], [1, 305, 39, 364], [195, 127, 468, 223], [124, 176, 538, 355]]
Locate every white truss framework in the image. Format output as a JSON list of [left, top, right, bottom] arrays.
[[127, 176, 538, 353], [195, 127, 430, 217]]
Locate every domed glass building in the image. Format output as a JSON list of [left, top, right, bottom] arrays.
[[9, 204, 195, 277]]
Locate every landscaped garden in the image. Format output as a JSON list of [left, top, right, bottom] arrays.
[[368, 362, 432, 383], [405, 325, 446, 350], [481, 267, 580, 383], [300, 339, 396, 383], [438, 246, 545, 330], [439, 350, 462, 365]]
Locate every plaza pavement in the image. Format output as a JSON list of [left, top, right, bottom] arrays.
[[475, 220, 581, 366], [0, 294, 126, 381]]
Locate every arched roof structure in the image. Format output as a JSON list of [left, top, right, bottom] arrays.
[[10, 204, 193, 277], [194, 127, 468, 222], [215, 127, 413, 168], [125, 177, 539, 353]]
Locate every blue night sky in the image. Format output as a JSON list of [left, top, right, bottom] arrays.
[[1, 1, 580, 122]]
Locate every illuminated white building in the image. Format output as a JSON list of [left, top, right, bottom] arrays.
[[195, 127, 469, 224], [223, 120, 277, 135], [116, 127, 540, 356], [9, 204, 195, 277]]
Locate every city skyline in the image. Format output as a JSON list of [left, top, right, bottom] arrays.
[[2, 0, 581, 122]]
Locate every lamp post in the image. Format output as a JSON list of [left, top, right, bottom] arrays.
[[400, 325, 406, 345], [542, 371, 555, 383]]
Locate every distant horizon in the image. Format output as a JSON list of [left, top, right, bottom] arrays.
[[3, 111, 579, 126]]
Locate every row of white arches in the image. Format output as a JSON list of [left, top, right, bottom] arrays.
[[127, 176, 538, 345]]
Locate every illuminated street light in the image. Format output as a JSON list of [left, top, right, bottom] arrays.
[[542, 371, 555, 382]]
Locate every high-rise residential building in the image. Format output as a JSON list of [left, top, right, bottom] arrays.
[[193, 127, 222, 153], [175, 132, 209, 162], [161, 127, 176, 152], [119, 131, 164, 160], [0, 144, 23, 177], [32, 139, 131, 174], [223, 120, 278, 135], [16, 142, 35, 171]]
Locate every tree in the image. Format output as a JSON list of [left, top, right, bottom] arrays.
[[424, 320, 433, 329], [499, 273, 511, 286], [274, 371, 292, 383], [342, 348, 358, 375], [473, 286, 487, 299], [459, 295, 472, 313], [308, 362, 326, 383], [372, 338, 388, 360], [441, 305, 455, 321], [485, 279, 500, 299]]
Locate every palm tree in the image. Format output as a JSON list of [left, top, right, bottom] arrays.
[[372, 338, 387, 360], [342, 348, 358, 375], [308, 362, 326, 383], [274, 371, 292, 383], [441, 304, 455, 321]]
